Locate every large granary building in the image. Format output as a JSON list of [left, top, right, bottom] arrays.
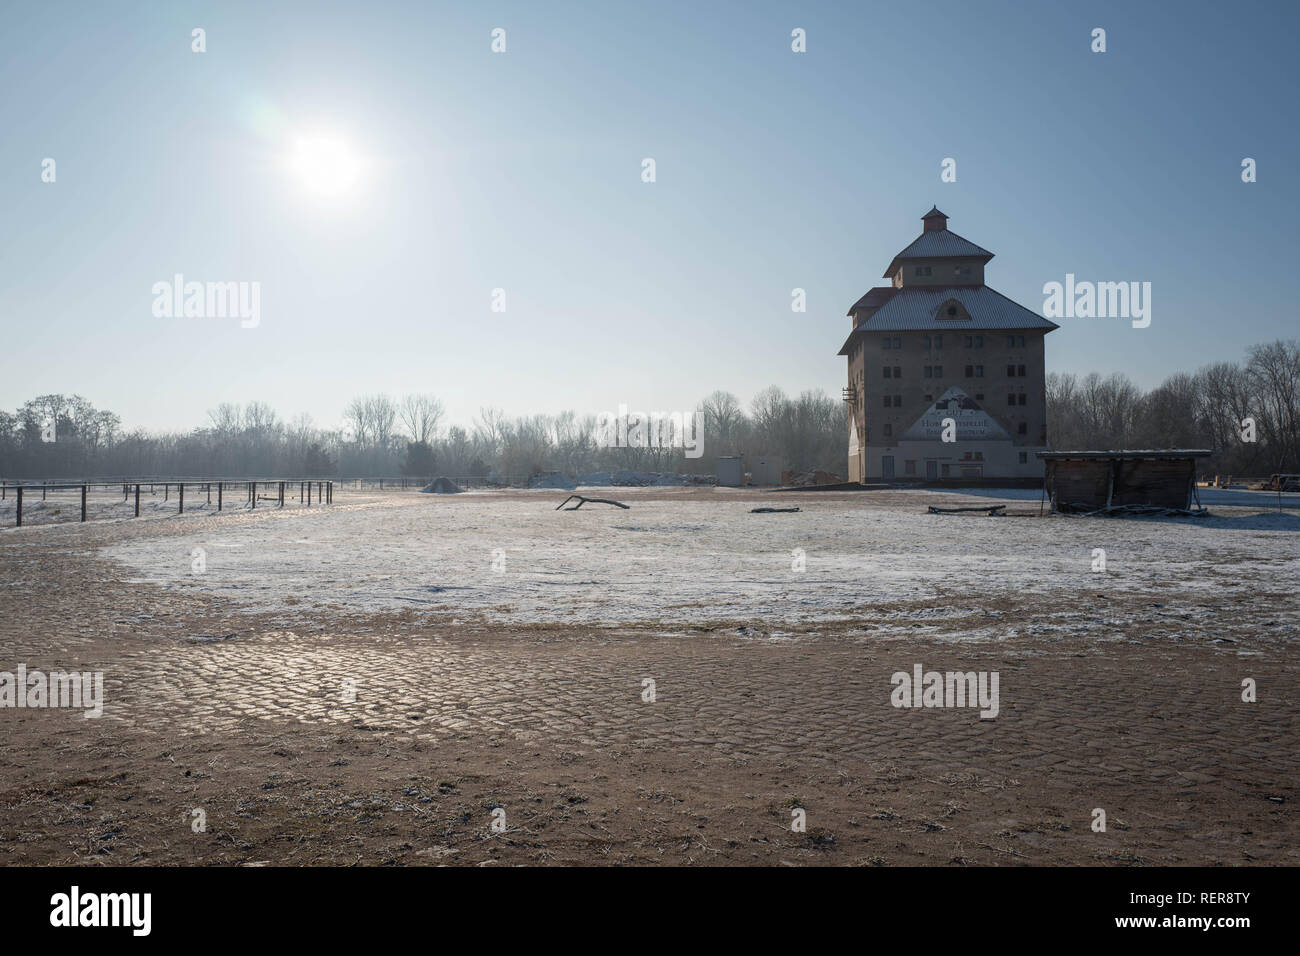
[[838, 207, 1058, 482]]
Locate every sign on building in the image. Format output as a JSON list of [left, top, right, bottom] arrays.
[[901, 387, 1009, 442]]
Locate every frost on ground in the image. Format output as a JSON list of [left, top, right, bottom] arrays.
[[99, 486, 1300, 639]]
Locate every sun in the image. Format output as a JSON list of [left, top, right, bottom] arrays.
[[287, 134, 362, 198]]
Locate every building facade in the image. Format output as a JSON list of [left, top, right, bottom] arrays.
[[838, 207, 1058, 482]]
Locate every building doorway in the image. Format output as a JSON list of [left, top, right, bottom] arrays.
[[925, 460, 938, 481], [882, 456, 895, 479]]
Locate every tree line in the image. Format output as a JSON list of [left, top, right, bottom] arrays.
[[2, 338, 1296, 481], [1046, 339, 1300, 478], [0, 387, 848, 481]]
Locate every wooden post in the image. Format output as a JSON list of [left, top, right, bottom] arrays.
[[179, 483, 184, 514], [81, 484, 87, 522], [207, 483, 211, 505], [164, 483, 168, 501], [42, 484, 47, 501], [279, 481, 284, 507], [135, 484, 140, 517], [218, 482, 223, 512], [16, 487, 23, 527], [252, 481, 257, 509], [307, 481, 311, 507]]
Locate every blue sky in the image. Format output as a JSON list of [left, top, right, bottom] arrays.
[[2, 0, 1296, 432]]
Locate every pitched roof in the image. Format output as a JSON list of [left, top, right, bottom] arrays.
[[921, 205, 948, 220], [883, 229, 994, 277], [837, 285, 1058, 354], [845, 286, 898, 316]]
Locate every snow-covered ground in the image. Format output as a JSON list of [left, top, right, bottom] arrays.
[[0, 485, 317, 527], [97, 486, 1300, 634]]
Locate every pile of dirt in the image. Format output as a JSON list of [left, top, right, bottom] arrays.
[[420, 477, 463, 494]]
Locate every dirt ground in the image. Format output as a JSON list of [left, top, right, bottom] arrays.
[[0, 488, 1295, 866]]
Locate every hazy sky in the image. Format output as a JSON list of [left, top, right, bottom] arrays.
[[2, 0, 1297, 434]]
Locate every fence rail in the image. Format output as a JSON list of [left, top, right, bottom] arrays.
[[1, 478, 333, 528], [336, 476, 527, 491]]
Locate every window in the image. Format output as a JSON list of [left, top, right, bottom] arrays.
[[1018, 393, 1027, 406], [893, 395, 902, 407], [1007, 394, 1016, 406], [894, 366, 901, 378], [883, 366, 892, 378], [914, 265, 932, 277], [1018, 364, 1026, 377], [883, 338, 892, 350], [924, 394, 933, 402], [1018, 452, 1028, 464], [923, 335, 931, 349], [1007, 364, 1017, 377], [1017, 422, 1028, 435], [1006, 335, 1016, 348], [1017, 335, 1025, 348], [954, 265, 971, 277], [883, 423, 892, 437], [941, 464, 951, 478], [883, 395, 892, 408], [933, 365, 942, 377], [924, 366, 932, 378], [964, 365, 973, 377], [976, 365, 984, 377], [934, 336, 942, 349], [905, 460, 916, 475], [894, 336, 902, 349], [974, 393, 984, 401], [975, 335, 983, 347]]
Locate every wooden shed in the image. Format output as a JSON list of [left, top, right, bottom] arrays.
[[1036, 450, 1211, 513]]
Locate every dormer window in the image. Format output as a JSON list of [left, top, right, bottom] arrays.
[[936, 298, 971, 320], [913, 266, 932, 277]]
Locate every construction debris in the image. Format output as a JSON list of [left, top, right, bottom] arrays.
[[927, 505, 1006, 516], [780, 469, 845, 487], [1059, 504, 1209, 519], [555, 494, 630, 511], [528, 471, 577, 490], [751, 507, 801, 514]]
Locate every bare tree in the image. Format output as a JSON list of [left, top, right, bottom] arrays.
[[398, 394, 445, 444]]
